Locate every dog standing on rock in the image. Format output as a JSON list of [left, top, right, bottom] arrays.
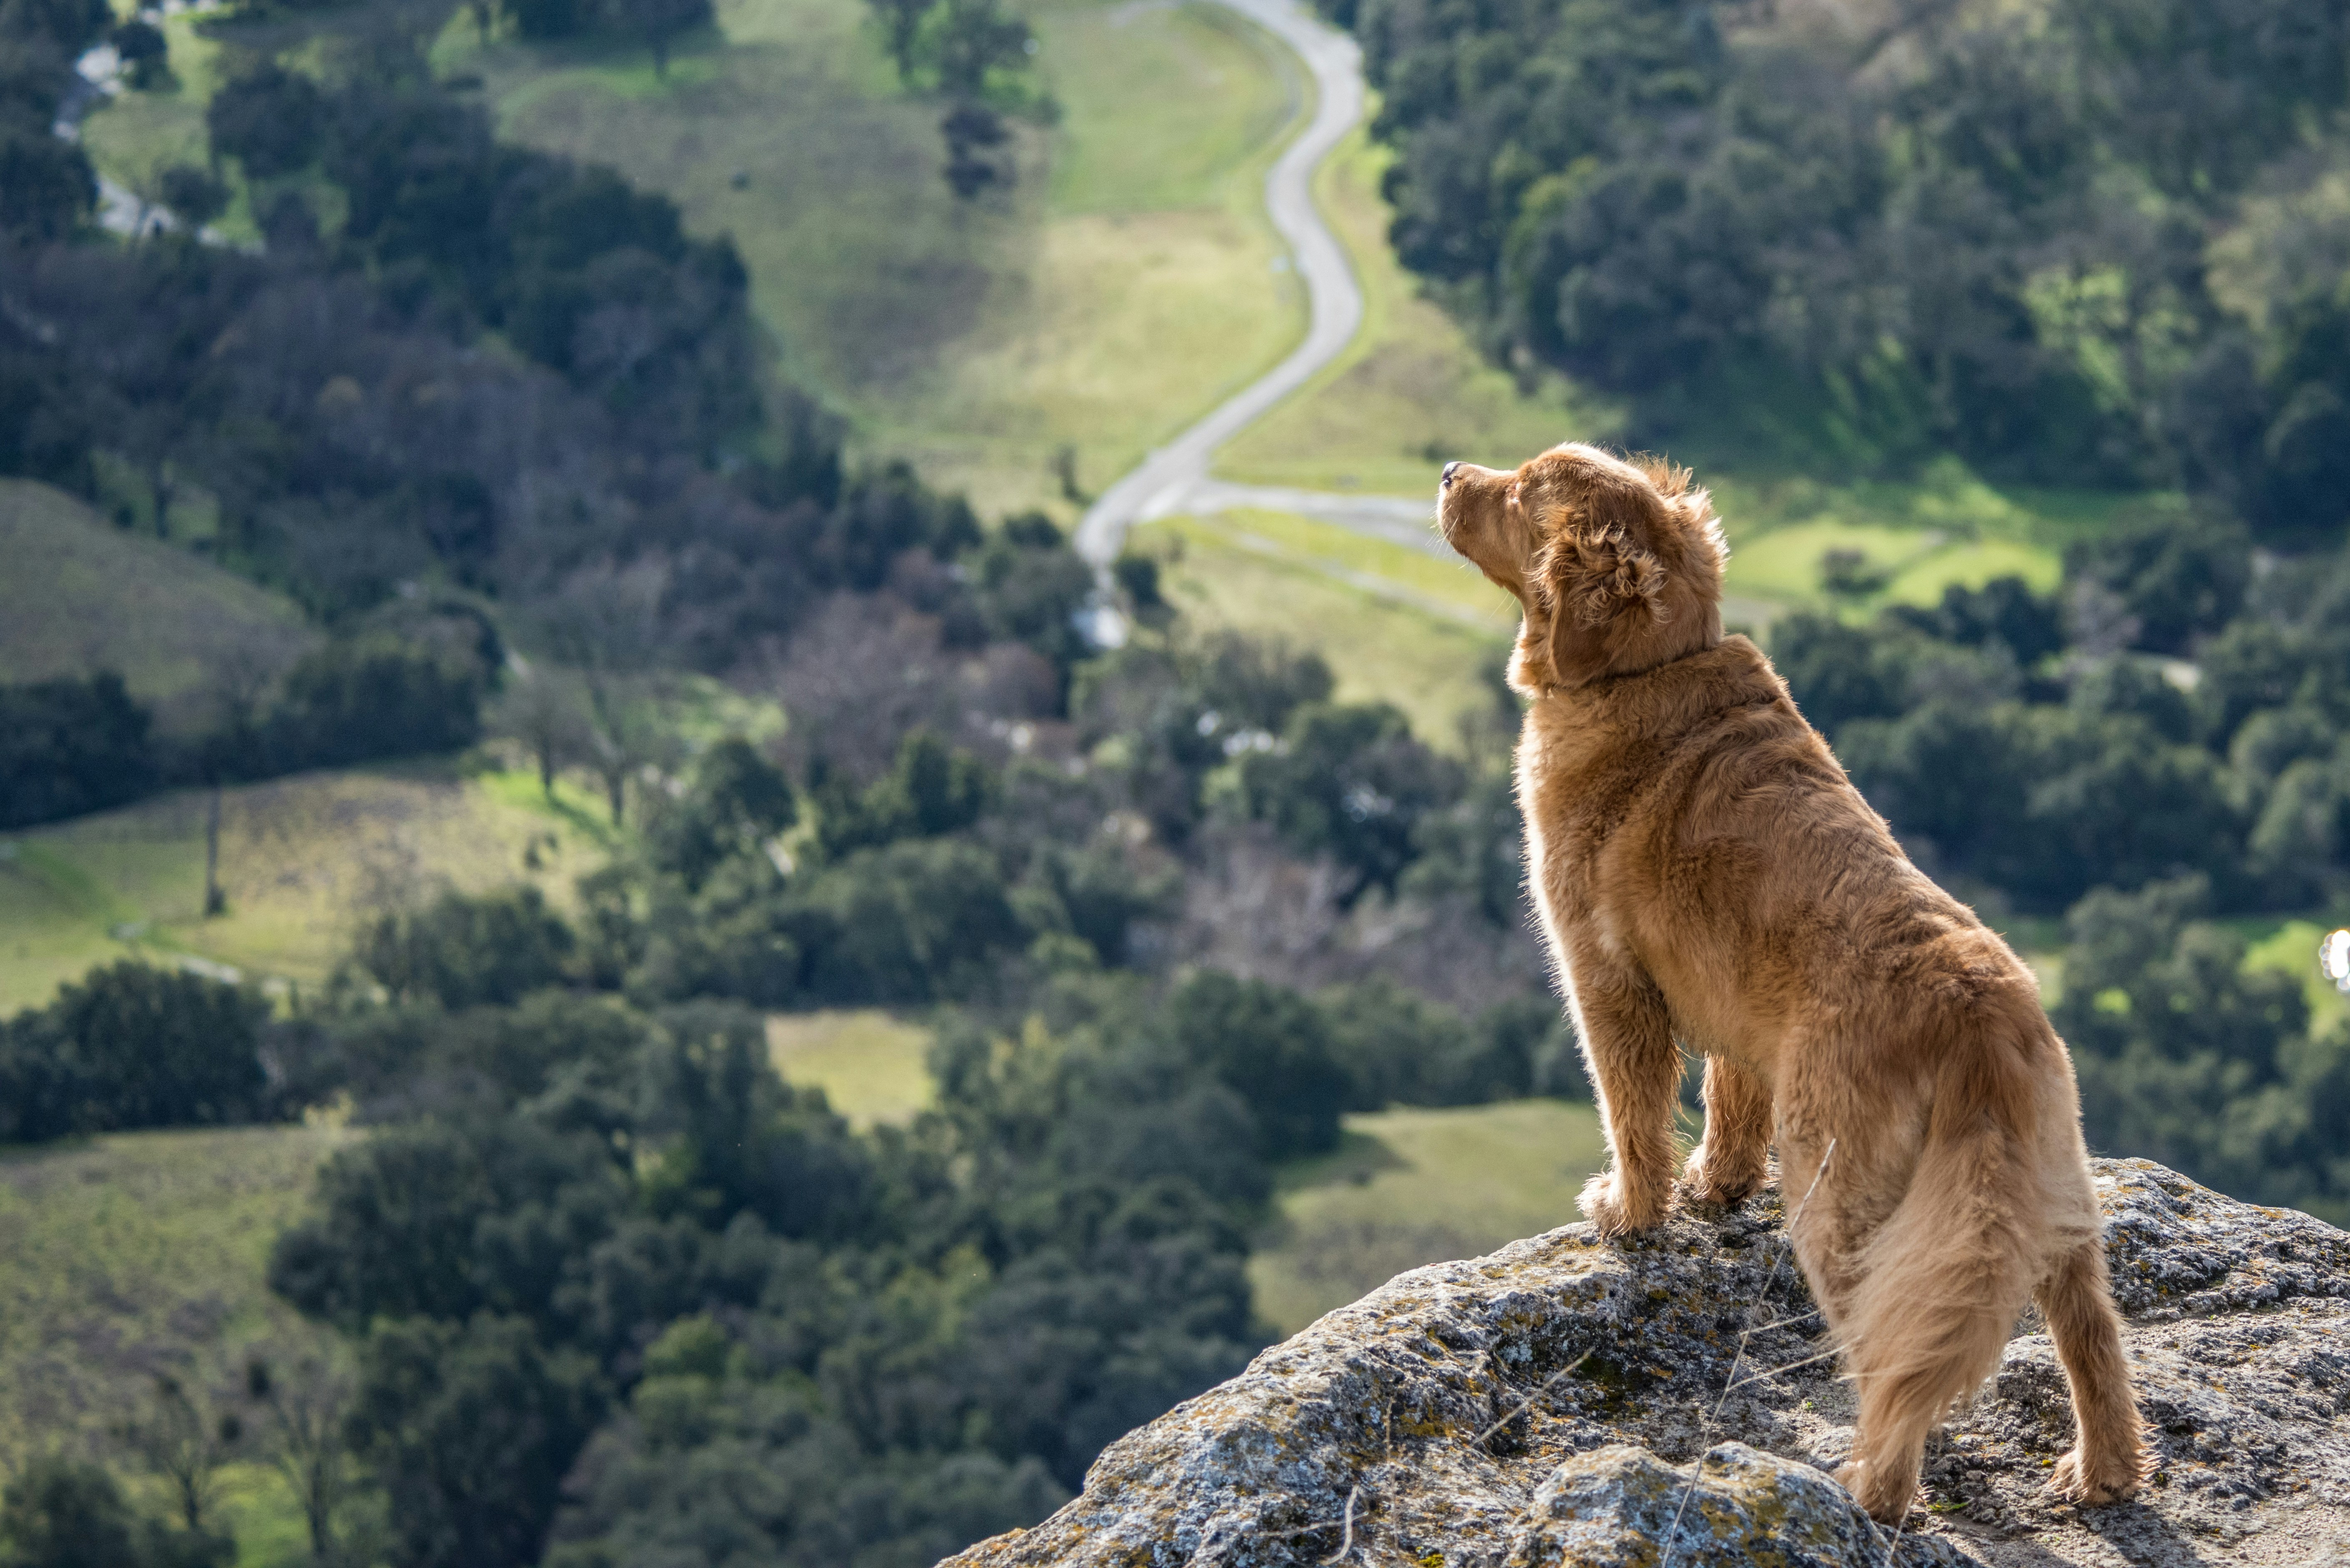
[[1435, 443, 2147, 1523]]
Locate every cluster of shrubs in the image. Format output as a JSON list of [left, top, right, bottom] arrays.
[[0, 634, 490, 831], [0, 962, 275, 1144]]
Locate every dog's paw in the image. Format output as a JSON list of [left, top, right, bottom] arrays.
[[1833, 1460, 1918, 1526], [1578, 1169, 1664, 1237], [2046, 1443, 2148, 1507], [1679, 1143, 1764, 1207]]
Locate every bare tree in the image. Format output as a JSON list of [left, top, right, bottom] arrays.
[[119, 1372, 241, 1534], [540, 561, 673, 826], [246, 1352, 356, 1565], [581, 674, 673, 827], [760, 592, 963, 784], [495, 664, 591, 800], [188, 623, 307, 918], [204, 788, 226, 917]]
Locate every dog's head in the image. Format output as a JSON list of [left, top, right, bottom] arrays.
[[1436, 443, 1727, 695]]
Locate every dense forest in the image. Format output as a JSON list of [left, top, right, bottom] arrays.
[[1341, 0, 2350, 526], [4, 0, 2350, 1560]]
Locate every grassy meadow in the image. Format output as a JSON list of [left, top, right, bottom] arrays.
[[0, 765, 613, 1014], [766, 1008, 935, 1126], [1247, 1099, 1607, 1336], [0, 482, 315, 733], [0, 1122, 352, 1550]]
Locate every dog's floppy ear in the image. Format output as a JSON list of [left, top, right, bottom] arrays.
[[1537, 484, 1669, 689]]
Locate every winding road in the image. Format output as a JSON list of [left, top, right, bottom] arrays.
[[1071, 0, 1449, 588]]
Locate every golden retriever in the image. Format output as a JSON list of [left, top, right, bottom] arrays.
[[1435, 444, 2145, 1523]]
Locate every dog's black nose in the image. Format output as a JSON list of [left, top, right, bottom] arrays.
[[1441, 461, 1461, 485]]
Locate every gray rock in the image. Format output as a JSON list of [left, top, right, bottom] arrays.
[[940, 1159, 2350, 1568]]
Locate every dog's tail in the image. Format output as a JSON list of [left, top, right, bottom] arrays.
[[1835, 1039, 2045, 1518]]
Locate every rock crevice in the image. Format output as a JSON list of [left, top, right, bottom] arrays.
[[943, 1159, 2350, 1568]]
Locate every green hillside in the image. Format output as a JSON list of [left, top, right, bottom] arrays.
[[0, 1122, 347, 1460], [0, 765, 614, 1013], [0, 481, 315, 732], [1248, 1099, 1608, 1336], [435, 0, 1302, 522]]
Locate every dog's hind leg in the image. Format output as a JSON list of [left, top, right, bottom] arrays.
[[1569, 961, 1681, 1235], [2039, 1234, 2147, 1505], [1683, 1056, 1772, 1206]]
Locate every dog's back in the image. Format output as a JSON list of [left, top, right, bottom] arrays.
[[1519, 633, 2058, 1120]]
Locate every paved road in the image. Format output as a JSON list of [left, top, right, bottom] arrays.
[[1073, 0, 1444, 585]]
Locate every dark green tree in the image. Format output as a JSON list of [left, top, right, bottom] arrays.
[[1164, 970, 1347, 1158], [1236, 701, 1462, 901], [45, 962, 269, 1133], [352, 887, 576, 1009], [203, 62, 323, 179], [347, 1315, 604, 1568]]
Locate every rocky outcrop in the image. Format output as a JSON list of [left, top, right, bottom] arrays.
[[943, 1160, 2350, 1568]]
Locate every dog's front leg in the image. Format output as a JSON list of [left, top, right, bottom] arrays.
[[1568, 960, 1680, 1236]]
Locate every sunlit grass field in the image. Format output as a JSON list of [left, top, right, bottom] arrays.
[[1137, 509, 1512, 750], [1248, 1099, 1607, 1337], [0, 765, 613, 1014], [767, 1008, 935, 1126]]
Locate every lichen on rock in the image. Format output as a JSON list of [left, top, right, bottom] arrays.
[[938, 1159, 2350, 1568]]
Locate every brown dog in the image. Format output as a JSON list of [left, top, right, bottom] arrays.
[[1435, 443, 2146, 1523]]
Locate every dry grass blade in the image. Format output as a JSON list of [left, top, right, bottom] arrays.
[[1316, 1483, 1361, 1565]]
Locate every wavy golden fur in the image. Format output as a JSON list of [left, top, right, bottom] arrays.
[[1435, 444, 2146, 1522]]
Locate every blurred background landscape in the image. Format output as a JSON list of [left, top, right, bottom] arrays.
[[0, 0, 2346, 1559]]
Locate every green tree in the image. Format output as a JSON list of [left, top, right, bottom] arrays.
[[1164, 971, 1346, 1158], [0, 131, 94, 242], [1235, 701, 1462, 901], [931, 0, 1030, 98], [866, 0, 931, 82], [109, 19, 166, 87], [347, 1315, 604, 1568], [648, 735, 797, 892], [156, 166, 226, 231], [0, 1457, 229, 1568], [352, 887, 576, 1009], [46, 962, 270, 1132], [814, 730, 990, 858], [203, 62, 323, 179]]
